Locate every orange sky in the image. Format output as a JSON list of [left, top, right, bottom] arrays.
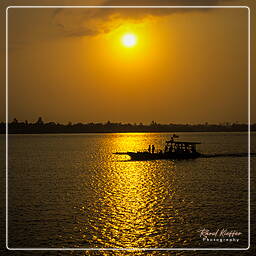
[[0, 0, 255, 124]]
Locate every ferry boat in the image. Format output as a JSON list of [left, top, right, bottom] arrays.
[[113, 135, 201, 160]]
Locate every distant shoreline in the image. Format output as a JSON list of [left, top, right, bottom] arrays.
[[1, 131, 254, 135], [1, 119, 254, 134]]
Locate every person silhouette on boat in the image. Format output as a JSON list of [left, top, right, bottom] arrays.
[[152, 145, 155, 154], [148, 145, 151, 153], [164, 145, 168, 153]]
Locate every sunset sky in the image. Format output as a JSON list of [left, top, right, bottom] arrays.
[[0, 0, 255, 124]]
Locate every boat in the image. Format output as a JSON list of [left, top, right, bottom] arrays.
[[113, 135, 201, 161]]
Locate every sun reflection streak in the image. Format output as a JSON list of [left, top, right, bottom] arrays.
[[97, 162, 175, 248], [77, 134, 180, 249]]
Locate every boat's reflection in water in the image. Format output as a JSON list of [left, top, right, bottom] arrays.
[[78, 134, 182, 250]]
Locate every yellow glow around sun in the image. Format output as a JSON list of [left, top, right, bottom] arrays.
[[122, 33, 137, 47]]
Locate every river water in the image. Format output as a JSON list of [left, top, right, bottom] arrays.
[[1, 132, 255, 253]]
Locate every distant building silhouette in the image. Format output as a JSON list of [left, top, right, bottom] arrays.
[[36, 117, 44, 125]]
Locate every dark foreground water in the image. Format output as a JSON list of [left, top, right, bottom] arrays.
[[1, 132, 255, 253]]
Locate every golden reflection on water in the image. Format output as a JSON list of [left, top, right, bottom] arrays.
[[78, 134, 178, 249]]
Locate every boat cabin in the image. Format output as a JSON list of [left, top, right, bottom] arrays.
[[165, 140, 201, 154]]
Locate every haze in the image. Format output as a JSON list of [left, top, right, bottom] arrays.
[[3, 4, 252, 124]]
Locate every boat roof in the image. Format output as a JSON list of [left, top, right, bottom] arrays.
[[166, 141, 201, 145]]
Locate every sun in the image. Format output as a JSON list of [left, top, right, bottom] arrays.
[[121, 33, 137, 47]]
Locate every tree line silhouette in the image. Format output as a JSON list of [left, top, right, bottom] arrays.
[[0, 117, 254, 134]]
